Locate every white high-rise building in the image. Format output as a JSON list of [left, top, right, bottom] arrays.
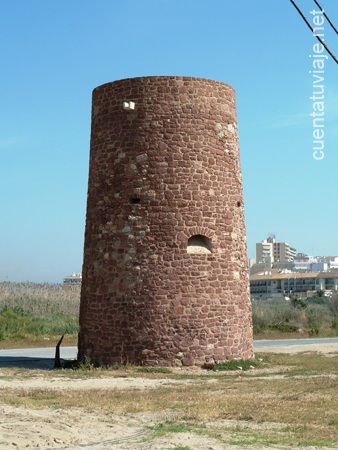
[[256, 235, 297, 264]]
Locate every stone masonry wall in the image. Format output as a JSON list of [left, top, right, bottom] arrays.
[[78, 76, 254, 366]]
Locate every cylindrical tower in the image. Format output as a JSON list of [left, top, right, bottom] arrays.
[[78, 76, 253, 366]]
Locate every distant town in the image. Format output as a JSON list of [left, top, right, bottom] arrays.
[[250, 235, 338, 301]]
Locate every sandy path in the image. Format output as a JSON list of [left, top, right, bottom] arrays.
[[3, 402, 333, 450], [1, 403, 336, 450], [254, 342, 338, 355], [0, 375, 192, 392]]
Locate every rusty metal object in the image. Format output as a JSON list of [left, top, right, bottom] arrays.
[[54, 335, 64, 369]]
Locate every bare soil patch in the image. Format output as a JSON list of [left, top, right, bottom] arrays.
[[0, 343, 337, 449]]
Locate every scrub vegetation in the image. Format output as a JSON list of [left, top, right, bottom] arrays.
[[0, 282, 80, 346], [0, 283, 337, 348], [252, 291, 338, 338]]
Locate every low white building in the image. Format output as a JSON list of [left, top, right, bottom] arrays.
[[63, 273, 82, 285], [250, 270, 338, 300], [293, 255, 338, 272]]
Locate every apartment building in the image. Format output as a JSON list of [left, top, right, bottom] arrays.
[[250, 270, 338, 300], [256, 238, 274, 264], [274, 242, 297, 262], [256, 235, 297, 264]]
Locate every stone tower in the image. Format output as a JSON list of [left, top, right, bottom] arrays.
[[78, 76, 253, 366]]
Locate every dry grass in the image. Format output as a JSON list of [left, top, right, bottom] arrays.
[[0, 353, 337, 447], [0, 282, 80, 345], [0, 282, 80, 316]]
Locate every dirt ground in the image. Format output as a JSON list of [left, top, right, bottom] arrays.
[[0, 343, 337, 450]]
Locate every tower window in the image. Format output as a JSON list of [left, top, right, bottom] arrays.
[[129, 198, 141, 204], [187, 235, 212, 254]]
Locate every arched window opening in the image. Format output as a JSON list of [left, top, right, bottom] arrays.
[[187, 235, 212, 254]]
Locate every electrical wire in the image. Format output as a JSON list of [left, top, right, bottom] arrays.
[[313, 0, 338, 36], [289, 0, 338, 64]]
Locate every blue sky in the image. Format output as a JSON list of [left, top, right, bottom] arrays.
[[1, 0, 337, 283]]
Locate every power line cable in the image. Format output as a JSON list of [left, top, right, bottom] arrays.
[[290, 0, 338, 64], [313, 0, 338, 36]]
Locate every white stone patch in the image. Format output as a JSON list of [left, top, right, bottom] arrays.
[[216, 123, 225, 139], [147, 190, 156, 198], [136, 153, 148, 163], [128, 215, 142, 221]]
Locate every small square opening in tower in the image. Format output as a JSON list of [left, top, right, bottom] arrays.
[[129, 198, 141, 204]]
